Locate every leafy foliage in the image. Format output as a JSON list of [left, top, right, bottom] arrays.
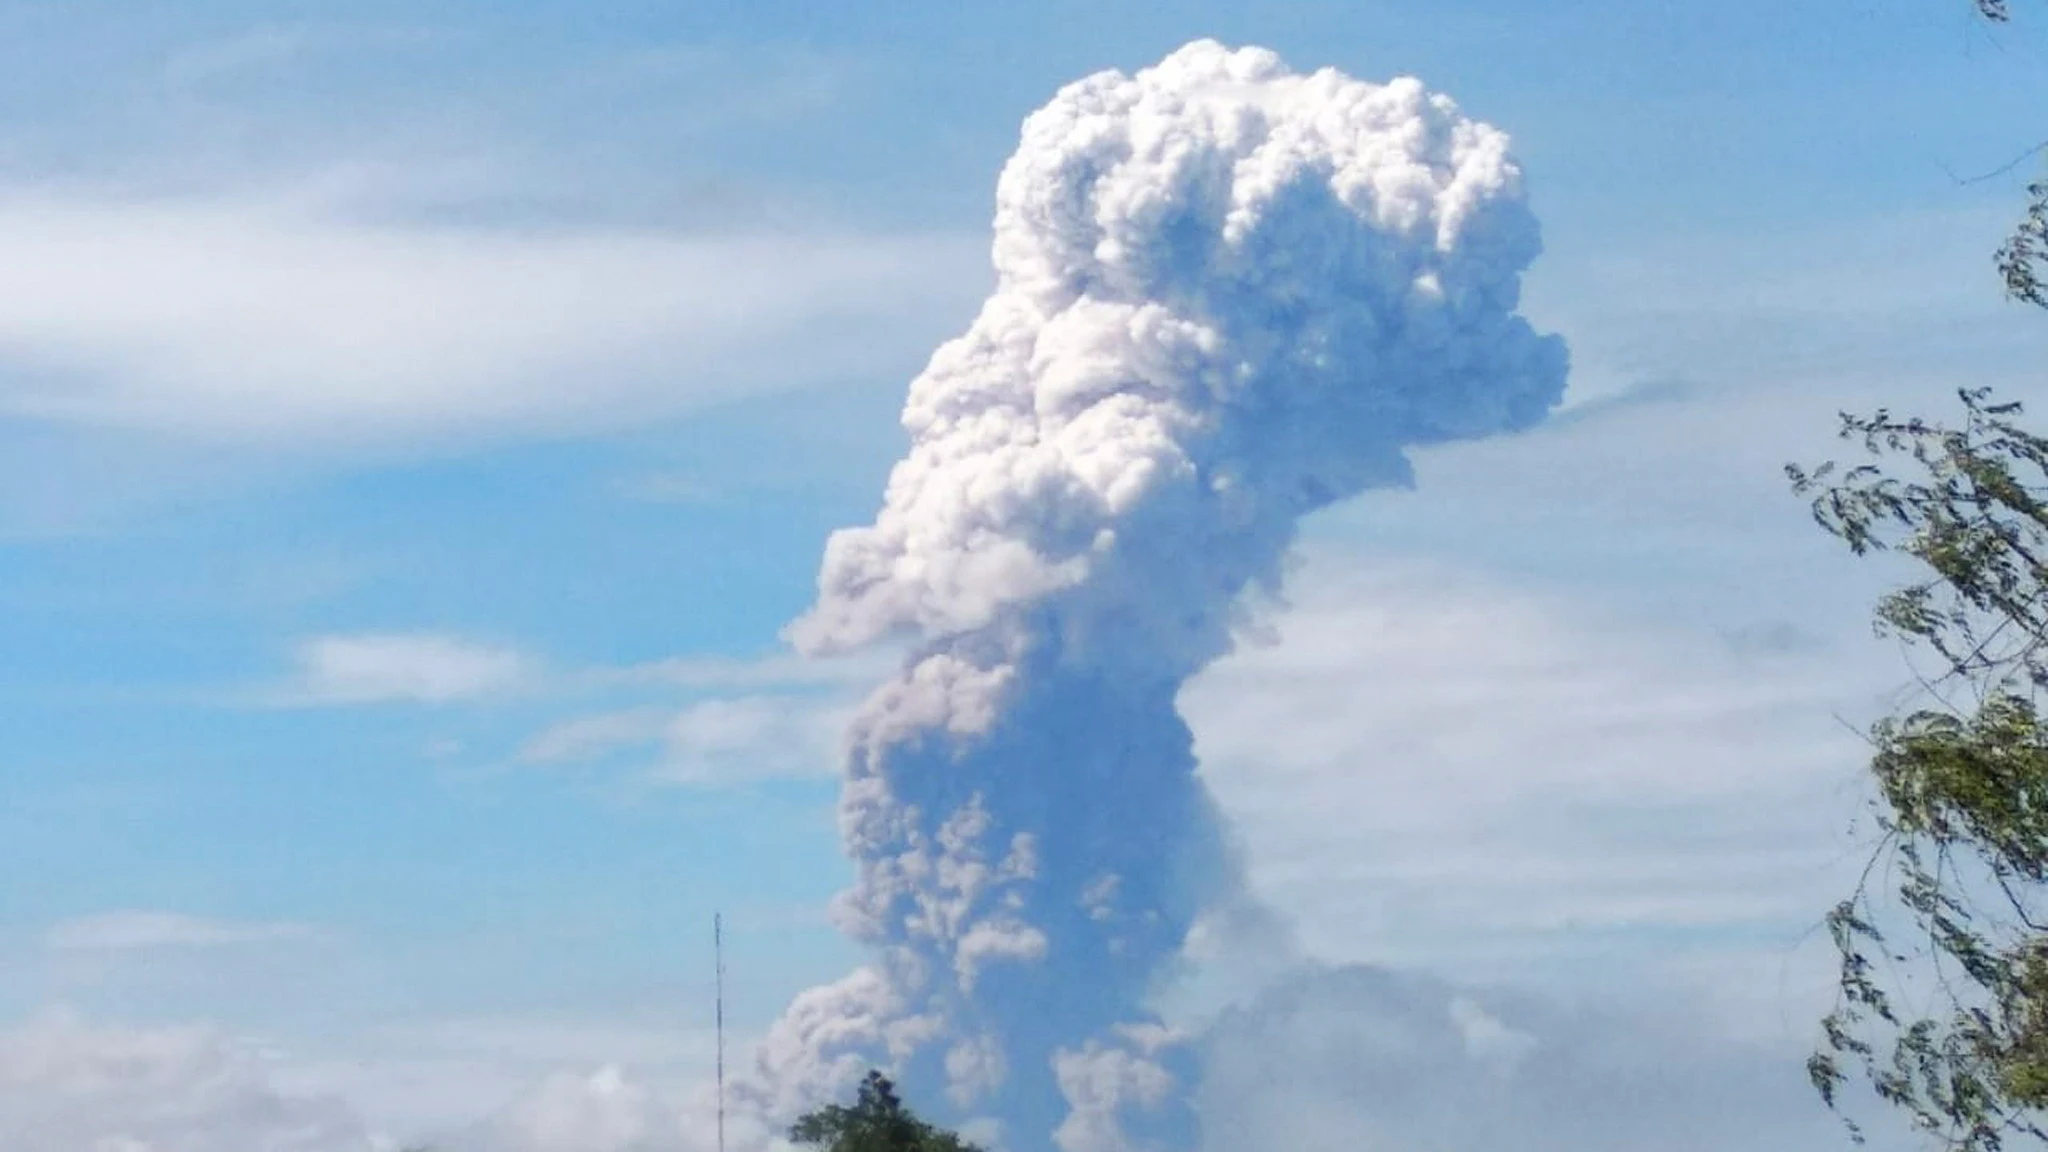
[[788, 1070, 985, 1152], [1792, 388, 2048, 1150], [1785, 7, 2048, 1141], [1998, 179, 2048, 311]]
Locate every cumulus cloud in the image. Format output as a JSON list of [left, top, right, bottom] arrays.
[[445, 1064, 805, 1152], [283, 632, 535, 705], [1191, 964, 1900, 1152], [0, 193, 979, 449], [1181, 551, 1888, 1010], [0, 968, 1909, 1152], [353, 1015, 760, 1152], [44, 912, 320, 952], [0, 1012, 385, 1152], [456, 1066, 689, 1152], [750, 39, 1566, 1151]]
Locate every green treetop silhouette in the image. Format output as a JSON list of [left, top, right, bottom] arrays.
[[788, 1070, 985, 1152]]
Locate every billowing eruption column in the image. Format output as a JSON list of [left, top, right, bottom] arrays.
[[753, 40, 1567, 1152]]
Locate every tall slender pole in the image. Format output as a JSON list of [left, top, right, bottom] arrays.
[[715, 912, 725, 1152]]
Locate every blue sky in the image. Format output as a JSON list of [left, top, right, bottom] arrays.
[[5, 2, 2048, 1149]]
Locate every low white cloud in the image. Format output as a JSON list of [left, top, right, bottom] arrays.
[[452, 1066, 716, 1152], [0, 979, 1888, 1152], [0, 193, 980, 450], [1183, 550, 1891, 1022], [322, 1013, 768, 1152], [0, 1005, 757, 1151], [44, 912, 320, 952], [0, 1012, 385, 1152], [1192, 963, 1905, 1152], [285, 632, 534, 705], [295, 1015, 732, 1142]]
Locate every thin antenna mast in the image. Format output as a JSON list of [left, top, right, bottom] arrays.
[[715, 912, 726, 1152]]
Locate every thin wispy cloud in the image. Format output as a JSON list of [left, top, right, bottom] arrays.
[[161, 26, 319, 89], [537, 648, 891, 778], [44, 912, 321, 952], [604, 650, 893, 692], [282, 632, 536, 706], [0, 193, 980, 451], [654, 695, 848, 786], [517, 708, 674, 766], [518, 691, 855, 787]]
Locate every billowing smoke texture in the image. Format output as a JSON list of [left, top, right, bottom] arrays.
[[752, 39, 1567, 1151]]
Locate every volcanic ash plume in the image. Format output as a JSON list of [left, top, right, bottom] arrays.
[[751, 39, 1568, 1152]]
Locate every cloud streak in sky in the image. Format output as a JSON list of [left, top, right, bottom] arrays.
[[44, 912, 322, 952], [281, 632, 537, 706], [0, 194, 980, 450]]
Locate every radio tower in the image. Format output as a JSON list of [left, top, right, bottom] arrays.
[[715, 912, 725, 1152]]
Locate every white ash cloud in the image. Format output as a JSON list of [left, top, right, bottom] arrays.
[[746, 39, 1567, 1151]]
